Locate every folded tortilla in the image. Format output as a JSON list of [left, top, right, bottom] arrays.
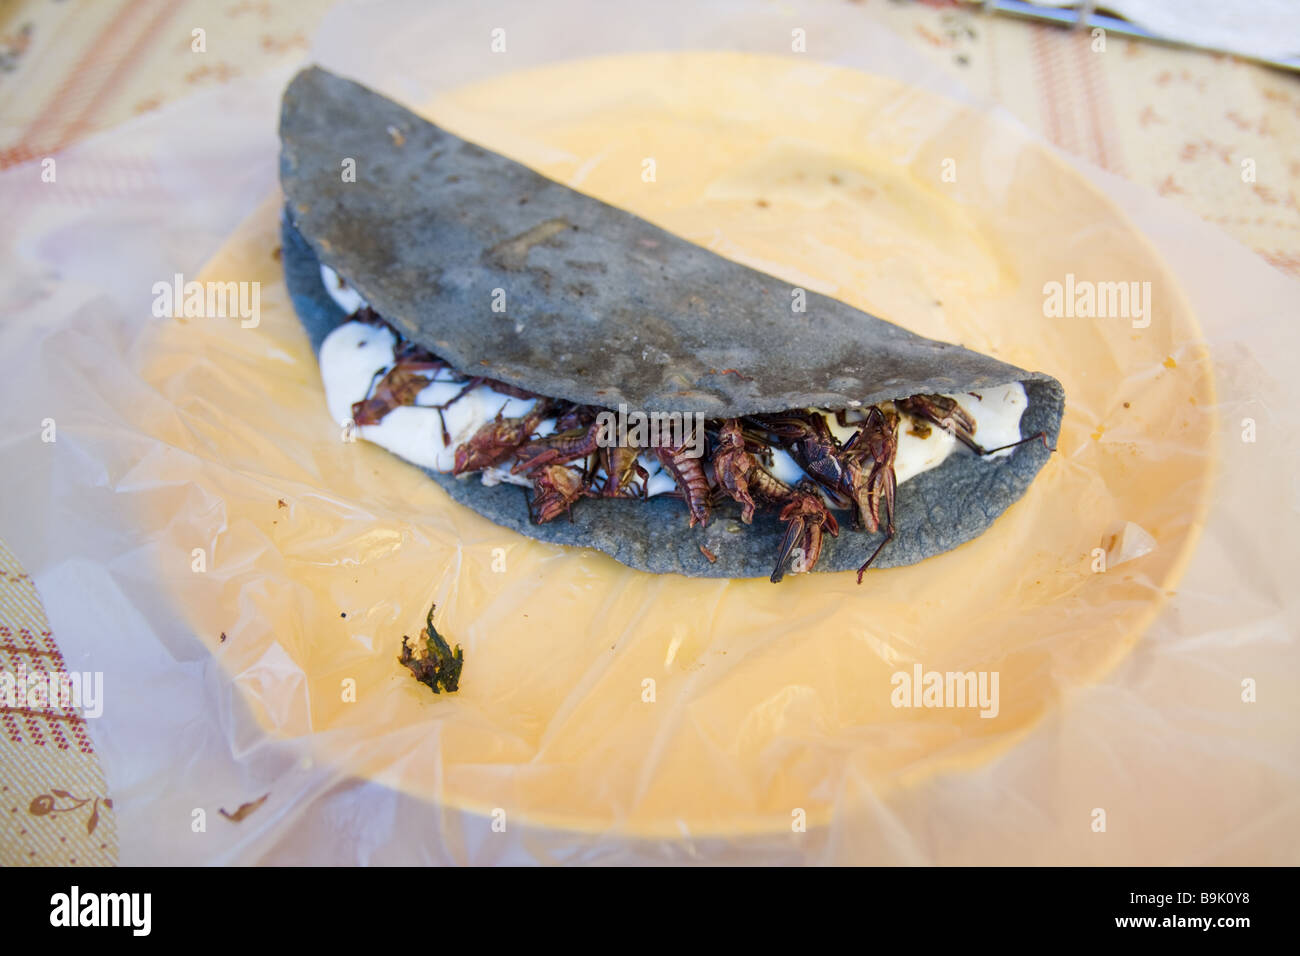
[[279, 66, 1065, 578]]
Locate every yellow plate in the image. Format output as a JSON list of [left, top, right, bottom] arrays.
[[141, 52, 1215, 838]]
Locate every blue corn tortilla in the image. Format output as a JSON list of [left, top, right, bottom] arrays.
[[280, 67, 1065, 578]]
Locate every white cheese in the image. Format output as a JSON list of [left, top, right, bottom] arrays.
[[768, 448, 805, 486], [641, 456, 679, 496], [319, 264, 367, 315], [956, 383, 1030, 460]]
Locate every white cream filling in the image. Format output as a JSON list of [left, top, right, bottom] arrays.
[[319, 263, 367, 315], [316, 270, 1027, 505]]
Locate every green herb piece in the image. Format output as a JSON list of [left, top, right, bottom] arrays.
[[398, 604, 463, 694]]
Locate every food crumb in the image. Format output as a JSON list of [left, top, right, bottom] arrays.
[[219, 793, 269, 823], [398, 603, 463, 695], [271, 246, 282, 261], [340, 612, 347, 619], [386, 124, 405, 147], [277, 499, 287, 509], [755, 198, 769, 208], [1164, 356, 1177, 369], [219, 631, 227, 643], [699, 544, 718, 563], [1123, 402, 1131, 408]]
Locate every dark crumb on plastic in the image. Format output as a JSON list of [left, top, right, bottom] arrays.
[[219, 631, 227, 643], [219, 793, 269, 822], [1123, 402, 1131, 408], [271, 245, 282, 261], [340, 612, 346, 619], [699, 544, 718, 563], [277, 498, 287, 508], [398, 604, 464, 694], [755, 198, 769, 208]]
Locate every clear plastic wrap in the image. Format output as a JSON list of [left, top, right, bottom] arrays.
[[0, 0, 1295, 864]]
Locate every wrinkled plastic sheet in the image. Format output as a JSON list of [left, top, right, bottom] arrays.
[[0, 0, 1296, 864]]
